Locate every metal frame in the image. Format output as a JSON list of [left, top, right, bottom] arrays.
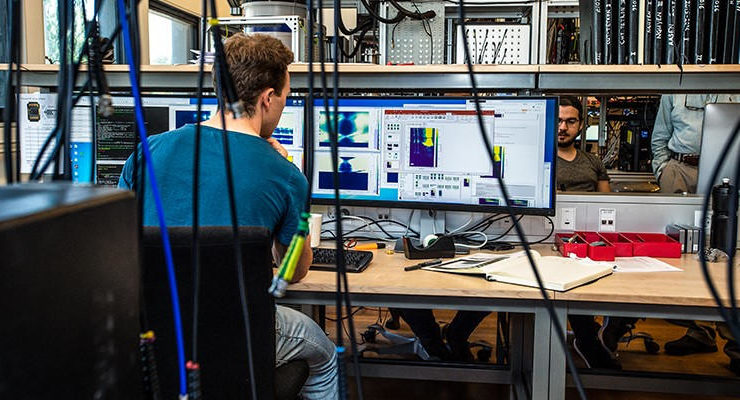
[[14, 65, 740, 92], [215, 16, 308, 62], [278, 290, 554, 398], [540, 0, 580, 63], [445, 0, 541, 64], [280, 287, 740, 399], [544, 301, 740, 400]]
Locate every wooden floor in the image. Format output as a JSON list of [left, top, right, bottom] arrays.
[[322, 307, 739, 400]]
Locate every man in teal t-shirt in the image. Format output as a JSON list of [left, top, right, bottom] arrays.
[[119, 33, 337, 399]]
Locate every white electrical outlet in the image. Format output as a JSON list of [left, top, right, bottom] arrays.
[[598, 208, 617, 232], [559, 207, 577, 230]]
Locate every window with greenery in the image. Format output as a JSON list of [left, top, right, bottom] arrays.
[[43, 0, 90, 64], [43, 0, 118, 64]]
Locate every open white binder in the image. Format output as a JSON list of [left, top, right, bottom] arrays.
[[422, 251, 614, 292]]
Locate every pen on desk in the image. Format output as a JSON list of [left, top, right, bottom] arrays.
[[404, 259, 443, 271], [354, 242, 387, 251]]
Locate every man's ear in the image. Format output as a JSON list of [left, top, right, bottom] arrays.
[[260, 87, 276, 110]]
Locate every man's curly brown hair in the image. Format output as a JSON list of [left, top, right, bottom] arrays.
[[217, 33, 294, 117]]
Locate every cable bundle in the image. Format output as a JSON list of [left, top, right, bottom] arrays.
[[456, 0, 588, 398], [2, 0, 21, 184], [698, 116, 740, 352]]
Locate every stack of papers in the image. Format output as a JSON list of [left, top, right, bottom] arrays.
[[190, 50, 215, 64], [612, 257, 682, 273]]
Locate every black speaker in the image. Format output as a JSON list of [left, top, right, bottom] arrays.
[[0, 183, 141, 399]]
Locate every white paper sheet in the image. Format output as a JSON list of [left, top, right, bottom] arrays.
[[613, 257, 682, 273]]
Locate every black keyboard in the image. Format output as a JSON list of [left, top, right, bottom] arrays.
[[311, 248, 374, 273]]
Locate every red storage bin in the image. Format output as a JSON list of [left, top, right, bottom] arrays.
[[555, 233, 588, 258], [622, 233, 682, 258], [577, 231, 616, 261], [597, 232, 634, 257]]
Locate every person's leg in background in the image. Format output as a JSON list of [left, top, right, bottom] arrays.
[[444, 311, 491, 362], [716, 322, 740, 375], [570, 315, 621, 369], [599, 316, 640, 353], [664, 319, 718, 355], [658, 159, 698, 194], [275, 305, 338, 400], [395, 308, 451, 359]]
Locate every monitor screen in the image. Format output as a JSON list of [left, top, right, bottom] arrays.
[[95, 96, 305, 185], [697, 103, 740, 195], [309, 97, 557, 215]]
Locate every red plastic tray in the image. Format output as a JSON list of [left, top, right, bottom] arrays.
[[576, 231, 616, 261], [621, 233, 682, 258], [597, 232, 634, 257], [555, 233, 588, 258]]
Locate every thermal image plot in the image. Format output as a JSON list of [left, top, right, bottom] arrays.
[[317, 155, 371, 191], [409, 127, 438, 167], [319, 111, 371, 148], [492, 145, 505, 178], [273, 111, 296, 145]]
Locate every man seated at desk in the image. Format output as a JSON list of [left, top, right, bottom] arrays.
[[556, 96, 634, 369], [118, 34, 338, 399]]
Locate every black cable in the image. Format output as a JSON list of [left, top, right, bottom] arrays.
[[332, 7, 366, 393], [316, 3, 347, 396], [730, 149, 740, 326], [29, 0, 110, 181], [387, 0, 436, 20], [325, 307, 366, 322], [338, 21, 374, 60], [304, 0, 316, 212], [335, 13, 373, 36], [410, 1, 433, 64], [190, 0, 208, 364], [60, 0, 76, 180], [358, 0, 406, 25], [207, 0, 259, 397], [456, 1, 588, 398], [322, 216, 419, 239], [698, 117, 740, 343], [83, 0, 97, 183], [2, 0, 20, 184], [12, 0, 21, 183]]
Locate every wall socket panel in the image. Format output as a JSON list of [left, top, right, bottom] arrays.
[[598, 208, 617, 232], [559, 207, 576, 230]]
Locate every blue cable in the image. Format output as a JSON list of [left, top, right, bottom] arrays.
[[116, 0, 187, 396]]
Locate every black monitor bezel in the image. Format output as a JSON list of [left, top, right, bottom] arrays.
[[305, 95, 559, 217]]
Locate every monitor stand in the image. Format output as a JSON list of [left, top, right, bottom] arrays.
[[394, 209, 446, 252], [419, 209, 446, 241]]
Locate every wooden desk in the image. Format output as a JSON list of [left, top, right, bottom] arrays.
[[554, 254, 737, 307], [289, 247, 554, 302], [548, 255, 740, 400], [282, 245, 740, 399], [282, 246, 558, 399]]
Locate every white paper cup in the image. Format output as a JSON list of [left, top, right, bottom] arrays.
[[309, 213, 322, 248]]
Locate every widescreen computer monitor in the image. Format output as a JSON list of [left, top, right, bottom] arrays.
[[309, 96, 558, 215], [95, 96, 305, 185]]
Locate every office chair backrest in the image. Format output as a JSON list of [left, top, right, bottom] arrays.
[[142, 226, 274, 399]]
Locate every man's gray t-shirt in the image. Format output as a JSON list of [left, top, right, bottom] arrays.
[[556, 150, 609, 192]]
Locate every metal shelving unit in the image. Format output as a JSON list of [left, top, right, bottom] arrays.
[[8, 64, 740, 93]]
